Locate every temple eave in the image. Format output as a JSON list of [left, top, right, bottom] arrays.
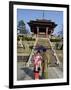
[[27, 19, 57, 37]]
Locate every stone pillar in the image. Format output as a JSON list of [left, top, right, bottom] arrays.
[[46, 27, 48, 38], [36, 27, 39, 37]]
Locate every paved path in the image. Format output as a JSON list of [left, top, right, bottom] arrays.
[[48, 66, 63, 79], [17, 62, 63, 80], [17, 62, 34, 80]]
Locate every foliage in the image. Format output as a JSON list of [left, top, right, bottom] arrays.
[[55, 43, 59, 48], [17, 36, 20, 41], [29, 45, 33, 49], [55, 43, 63, 50], [60, 44, 63, 50], [50, 39, 61, 42], [17, 35, 35, 41], [17, 20, 27, 34]]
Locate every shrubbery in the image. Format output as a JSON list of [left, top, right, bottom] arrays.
[[50, 39, 61, 42], [55, 43, 63, 50], [29, 45, 33, 49], [24, 37, 35, 41], [17, 35, 35, 41]]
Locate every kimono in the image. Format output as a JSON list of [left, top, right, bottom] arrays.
[[33, 54, 42, 79]]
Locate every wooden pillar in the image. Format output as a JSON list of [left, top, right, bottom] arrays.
[[49, 28, 54, 39], [49, 29, 52, 39], [36, 27, 39, 37], [46, 27, 48, 38], [51, 28, 54, 34]]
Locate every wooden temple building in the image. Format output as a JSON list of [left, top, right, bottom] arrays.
[[28, 19, 57, 37]]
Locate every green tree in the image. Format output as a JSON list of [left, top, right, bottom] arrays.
[[17, 20, 27, 34]]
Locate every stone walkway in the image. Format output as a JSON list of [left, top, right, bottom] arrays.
[[48, 66, 63, 79], [17, 62, 63, 80], [17, 62, 34, 80]]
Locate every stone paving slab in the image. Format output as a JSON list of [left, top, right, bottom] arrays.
[[48, 67, 63, 79], [17, 64, 34, 80]]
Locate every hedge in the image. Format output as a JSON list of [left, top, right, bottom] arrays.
[[50, 39, 61, 42], [17, 35, 35, 41]]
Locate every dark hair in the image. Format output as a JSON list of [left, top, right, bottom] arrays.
[[37, 50, 40, 53], [43, 49, 47, 52]]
